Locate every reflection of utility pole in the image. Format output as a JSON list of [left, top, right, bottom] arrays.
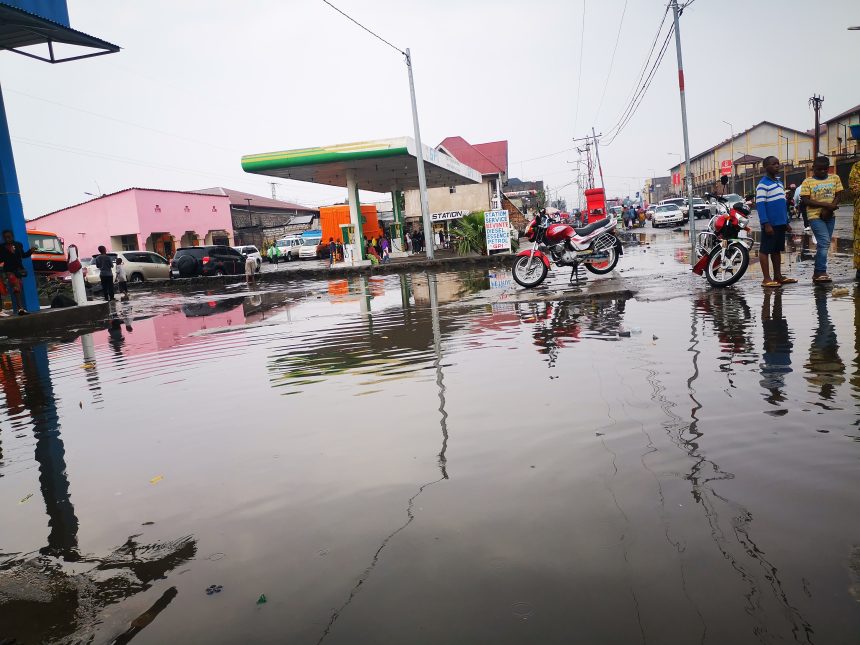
[[809, 94, 823, 158], [428, 273, 449, 478]]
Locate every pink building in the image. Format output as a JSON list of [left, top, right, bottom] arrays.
[[29, 188, 234, 259]]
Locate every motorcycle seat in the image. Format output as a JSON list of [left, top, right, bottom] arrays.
[[573, 218, 609, 236]]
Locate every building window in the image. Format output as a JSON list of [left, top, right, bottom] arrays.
[[120, 234, 138, 251], [449, 186, 456, 194]]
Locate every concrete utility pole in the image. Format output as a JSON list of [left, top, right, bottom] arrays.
[[810, 94, 823, 158], [591, 128, 605, 191], [405, 48, 434, 260], [721, 120, 735, 194], [670, 0, 696, 266]]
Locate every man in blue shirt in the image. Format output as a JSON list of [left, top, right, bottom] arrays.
[[755, 156, 796, 287]]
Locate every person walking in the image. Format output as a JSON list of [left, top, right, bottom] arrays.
[[328, 237, 337, 268], [405, 232, 412, 254], [0, 229, 34, 315], [94, 245, 115, 302], [114, 256, 129, 299], [244, 251, 256, 284], [755, 156, 796, 288], [380, 235, 390, 263], [849, 159, 860, 281], [800, 156, 844, 283], [793, 183, 809, 231]]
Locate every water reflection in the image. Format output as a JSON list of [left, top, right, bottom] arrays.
[[759, 290, 793, 409], [0, 342, 196, 643], [805, 289, 845, 403], [694, 290, 755, 383]]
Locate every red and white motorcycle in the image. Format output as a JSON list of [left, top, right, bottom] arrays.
[[512, 210, 622, 288]]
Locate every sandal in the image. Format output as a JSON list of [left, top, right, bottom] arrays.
[[813, 275, 832, 283], [777, 276, 798, 284], [762, 281, 781, 288]]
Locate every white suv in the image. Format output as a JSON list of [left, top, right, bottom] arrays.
[[233, 245, 262, 271], [83, 251, 171, 285]]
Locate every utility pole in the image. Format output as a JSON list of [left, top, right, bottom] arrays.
[[670, 0, 696, 266], [405, 48, 433, 260], [809, 94, 823, 158], [591, 128, 605, 191]]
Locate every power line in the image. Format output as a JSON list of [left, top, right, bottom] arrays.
[[510, 147, 577, 164], [602, 20, 675, 146], [571, 0, 586, 137], [6, 87, 239, 154], [594, 0, 628, 124], [602, 5, 671, 140], [321, 0, 405, 56]]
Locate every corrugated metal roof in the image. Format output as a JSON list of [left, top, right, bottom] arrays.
[[0, 2, 119, 58], [191, 187, 318, 212]]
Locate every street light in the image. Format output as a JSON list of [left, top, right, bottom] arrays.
[[721, 120, 735, 193]]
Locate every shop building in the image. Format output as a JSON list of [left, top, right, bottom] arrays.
[[29, 188, 233, 259], [668, 121, 814, 196], [404, 136, 509, 237], [191, 187, 318, 248]]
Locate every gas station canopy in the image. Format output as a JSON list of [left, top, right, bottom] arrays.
[[241, 137, 481, 193]]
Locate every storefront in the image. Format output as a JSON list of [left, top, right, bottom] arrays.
[[429, 210, 469, 249]]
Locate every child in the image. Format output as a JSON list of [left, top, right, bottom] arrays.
[[115, 257, 129, 298]]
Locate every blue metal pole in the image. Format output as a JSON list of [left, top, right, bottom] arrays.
[[0, 84, 39, 311]]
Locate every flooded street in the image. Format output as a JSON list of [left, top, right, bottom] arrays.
[[2, 235, 859, 644]]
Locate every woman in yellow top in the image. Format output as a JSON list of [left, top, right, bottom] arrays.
[[799, 156, 844, 283], [850, 159, 860, 281]]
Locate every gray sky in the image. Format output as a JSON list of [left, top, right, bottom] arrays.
[[3, 0, 857, 217]]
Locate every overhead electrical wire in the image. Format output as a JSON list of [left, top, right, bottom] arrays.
[[321, 0, 405, 56], [571, 0, 587, 137], [602, 24, 674, 146], [602, 6, 671, 139], [593, 0, 628, 124]]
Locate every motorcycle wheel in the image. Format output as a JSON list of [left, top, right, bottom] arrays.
[[705, 242, 749, 288], [584, 247, 619, 274], [512, 255, 548, 288]]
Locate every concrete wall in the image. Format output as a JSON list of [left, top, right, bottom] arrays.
[[28, 189, 232, 257], [403, 179, 493, 220]]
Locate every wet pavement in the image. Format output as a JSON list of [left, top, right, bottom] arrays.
[[1, 230, 859, 644]]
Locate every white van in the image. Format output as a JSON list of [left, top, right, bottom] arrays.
[[275, 235, 304, 261]]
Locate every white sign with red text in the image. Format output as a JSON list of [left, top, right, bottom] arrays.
[[484, 209, 511, 253]]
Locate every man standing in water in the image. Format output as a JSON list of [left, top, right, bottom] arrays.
[[755, 156, 796, 288], [0, 229, 33, 315], [94, 245, 115, 302]]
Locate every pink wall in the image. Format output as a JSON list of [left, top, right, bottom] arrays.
[[28, 189, 232, 257]]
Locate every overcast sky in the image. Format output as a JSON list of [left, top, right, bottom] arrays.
[[2, 0, 857, 217]]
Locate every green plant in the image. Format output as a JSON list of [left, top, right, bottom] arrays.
[[450, 212, 486, 255]]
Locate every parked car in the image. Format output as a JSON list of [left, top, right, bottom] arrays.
[[170, 246, 246, 278], [651, 203, 684, 228], [690, 197, 717, 220], [298, 237, 323, 260], [660, 198, 688, 220], [274, 236, 303, 261], [233, 245, 262, 271], [83, 250, 171, 286]]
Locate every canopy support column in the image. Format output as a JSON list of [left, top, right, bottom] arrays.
[[346, 170, 369, 266], [0, 86, 38, 311]]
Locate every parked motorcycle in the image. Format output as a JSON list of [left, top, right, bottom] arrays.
[[512, 210, 622, 289], [692, 193, 754, 287]]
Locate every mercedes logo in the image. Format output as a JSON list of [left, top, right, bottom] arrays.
[[45, 261, 53, 269]]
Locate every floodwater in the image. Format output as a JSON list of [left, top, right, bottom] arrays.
[[1, 266, 859, 644]]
